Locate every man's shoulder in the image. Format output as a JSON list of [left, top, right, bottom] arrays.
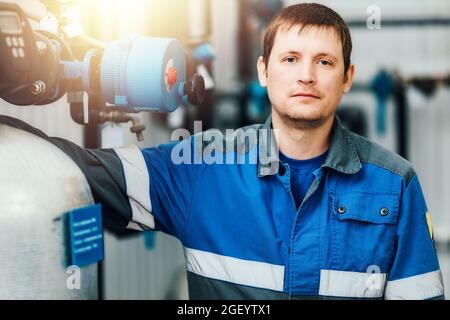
[[348, 130, 416, 185]]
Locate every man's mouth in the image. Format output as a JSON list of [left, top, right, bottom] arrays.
[[291, 92, 320, 99]]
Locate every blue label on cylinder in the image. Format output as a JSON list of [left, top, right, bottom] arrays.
[[144, 231, 156, 250], [68, 204, 104, 268]]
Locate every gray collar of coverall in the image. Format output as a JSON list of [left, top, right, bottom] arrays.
[[257, 113, 363, 177]]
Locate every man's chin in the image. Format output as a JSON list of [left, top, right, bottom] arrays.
[[281, 113, 328, 129]]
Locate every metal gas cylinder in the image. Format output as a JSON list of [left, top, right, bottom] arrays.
[[0, 123, 98, 299]]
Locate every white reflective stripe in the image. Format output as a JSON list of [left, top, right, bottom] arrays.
[[114, 145, 154, 229], [384, 270, 444, 300], [319, 269, 387, 298], [126, 221, 144, 231], [184, 247, 284, 292]]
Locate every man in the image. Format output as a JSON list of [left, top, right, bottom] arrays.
[[1, 3, 444, 299]]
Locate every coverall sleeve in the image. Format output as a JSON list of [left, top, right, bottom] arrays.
[[384, 174, 445, 300], [113, 139, 200, 238]]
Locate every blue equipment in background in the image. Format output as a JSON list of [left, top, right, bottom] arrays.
[[0, 3, 206, 116], [62, 37, 205, 112], [371, 69, 395, 135]]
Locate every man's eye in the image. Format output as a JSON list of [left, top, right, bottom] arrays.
[[319, 59, 331, 66], [285, 57, 297, 63]]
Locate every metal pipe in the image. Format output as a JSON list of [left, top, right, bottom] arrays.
[[347, 17, 450, 28]]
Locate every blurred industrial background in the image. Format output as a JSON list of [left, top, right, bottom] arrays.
[[0, 0, 449, 299]]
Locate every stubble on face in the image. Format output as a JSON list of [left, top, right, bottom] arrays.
[[274, 108, 329, 130]]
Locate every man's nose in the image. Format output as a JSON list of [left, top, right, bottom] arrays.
[[297, 62, 315, 85]]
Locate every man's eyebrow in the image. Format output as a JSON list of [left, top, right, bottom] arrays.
[[279, 50, 301, 56], [314, 52, 338, 60], [278, 51, 338, 60]]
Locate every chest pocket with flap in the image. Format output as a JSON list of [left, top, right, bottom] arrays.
[[329, 191, 400, 272]]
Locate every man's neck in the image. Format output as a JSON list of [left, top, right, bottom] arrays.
[[271, 111, 334, 160]]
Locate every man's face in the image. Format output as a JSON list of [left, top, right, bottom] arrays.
[[257, 25, 354, 129]]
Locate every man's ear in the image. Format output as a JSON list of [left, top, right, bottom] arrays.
[[343, 64, 355, 94], [257, 56, 267, 88]]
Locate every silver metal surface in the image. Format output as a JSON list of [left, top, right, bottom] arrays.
[[0, 124, 98, 299]]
